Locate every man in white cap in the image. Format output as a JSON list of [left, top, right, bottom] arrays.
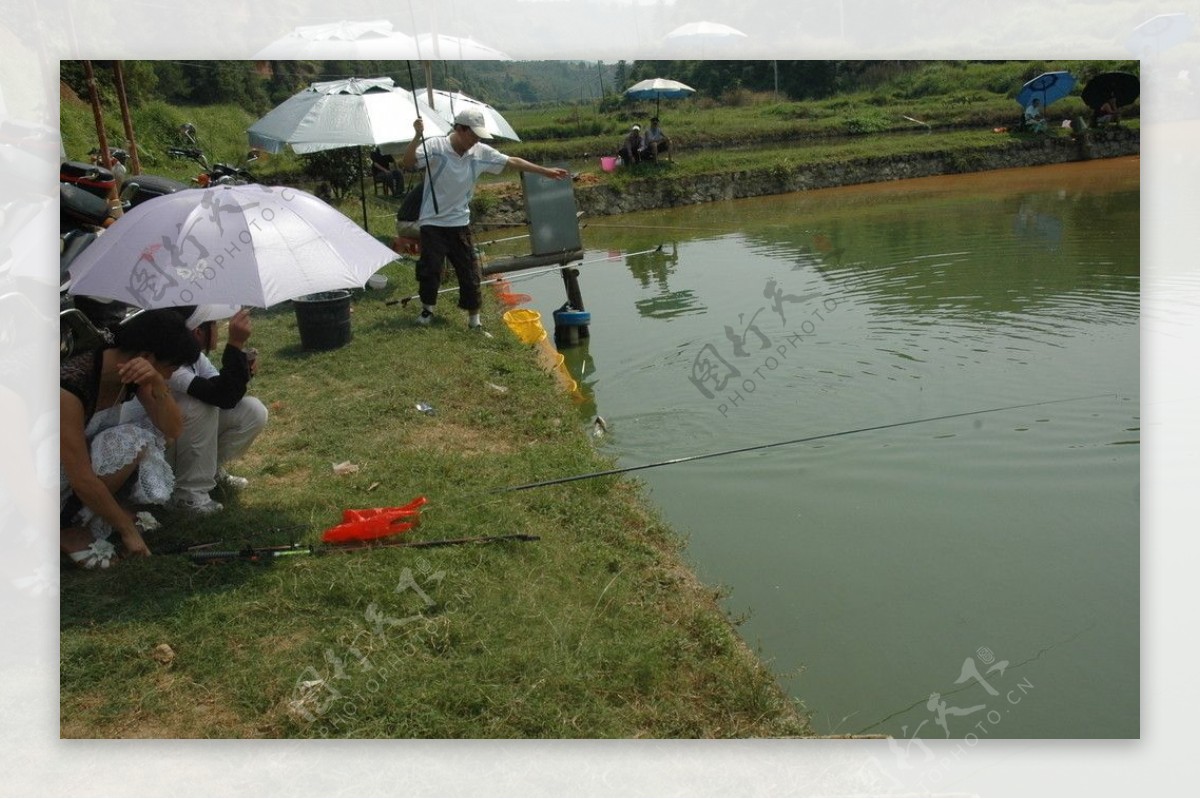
[[618, 124, 643, 166], [164, 306, 268, 514], [401, 107, 570, 332]]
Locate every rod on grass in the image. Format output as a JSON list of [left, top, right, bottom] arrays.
[[184, 534, 541, 565], [496, 395, 1116, 493], [386, 245, 665, 308]]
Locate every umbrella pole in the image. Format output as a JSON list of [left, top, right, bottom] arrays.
[[358, 145, 369, 233]]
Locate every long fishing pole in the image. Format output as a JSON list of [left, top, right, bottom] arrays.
[[497, 394, 1115, 493], [386, 245, 664, 308], [405, 60, 439, 215], [183, 534, 541, 565]]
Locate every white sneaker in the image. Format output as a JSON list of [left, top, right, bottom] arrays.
[[218, 470, 249, 491], [169, 495, 224, 515], [416, 309, 435, 326], [468, 322, 493, 338]]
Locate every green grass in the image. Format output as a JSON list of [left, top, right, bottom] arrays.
[[60, 262, 810, 739]]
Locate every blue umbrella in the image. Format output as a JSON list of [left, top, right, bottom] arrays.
[[1016, 71, 1077, 110]]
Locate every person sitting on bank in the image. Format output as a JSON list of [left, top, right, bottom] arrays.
[[618, 124, 643, 166], [642, 117, 672, 162], [1094, 95, 1121, 126], [371, 147, 404, 196], [1023, 98, 1047, 133], [163, 306, 269, 515], [60, 309, 199, 568]]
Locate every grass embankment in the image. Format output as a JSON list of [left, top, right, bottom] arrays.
[[60, 269, 810, 738]]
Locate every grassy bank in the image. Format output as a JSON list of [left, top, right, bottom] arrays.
[[60, 267, 810, 738]]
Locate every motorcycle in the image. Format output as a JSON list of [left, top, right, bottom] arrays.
[[167, 123, 260, 187]]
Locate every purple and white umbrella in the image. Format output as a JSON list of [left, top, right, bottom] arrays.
[[67, 184, 398, 309]]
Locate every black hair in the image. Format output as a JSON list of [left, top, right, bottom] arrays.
[[113, 309, 201, 367]]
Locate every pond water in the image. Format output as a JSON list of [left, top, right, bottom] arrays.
[[489, 157, 1140, 739]]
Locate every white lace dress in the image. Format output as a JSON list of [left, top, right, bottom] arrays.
[[59, 397, 174, 541]]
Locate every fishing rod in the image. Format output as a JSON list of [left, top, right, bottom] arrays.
[[477, 232, 532, 247], [184, 534, 541, 565], [405, 60, 439, 215], [477, 219, 590, 247], [496, 394, 1115, 493], [386, 245, 664, 308]]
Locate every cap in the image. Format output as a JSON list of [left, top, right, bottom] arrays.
[[185, 305, 241, 330], [631, 124, 641, 131], [453, 108, 494, 139]]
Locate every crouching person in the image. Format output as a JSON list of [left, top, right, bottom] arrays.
[[166, 305, 268, 515], [60, 309, 199, 567]]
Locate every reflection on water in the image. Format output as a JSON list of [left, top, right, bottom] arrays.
[[518, 158, 1139, 738], [626, 243, 708, 320]]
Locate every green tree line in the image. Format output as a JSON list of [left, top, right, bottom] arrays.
[[63, 59, 1139, 117]]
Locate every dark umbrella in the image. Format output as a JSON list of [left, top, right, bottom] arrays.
[[1016, 71, 1077, 110], [1081, 72, 1140, 109]]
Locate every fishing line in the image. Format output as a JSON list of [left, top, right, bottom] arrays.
[[581, 222, 724, 232], [496, 394, 1115, 493], [385, 245, 665, 307]]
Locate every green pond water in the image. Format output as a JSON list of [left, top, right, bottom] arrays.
[[495, 157, 1139, 739]]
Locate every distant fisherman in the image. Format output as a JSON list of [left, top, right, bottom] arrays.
[[401, 109, 570, 333]]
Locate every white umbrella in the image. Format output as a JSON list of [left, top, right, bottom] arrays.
[[414, 33, 511, 60], [255, 19, 420, 59], [66, 184, 399, 309], [247, 77, 449, 231], [624, 77, 696, 117], [247, 77, 447, 155], [415, 87, 520, 141], [665, 21, 748, 41], [1126, 13, 1195, 58], [663, 21, 748, 56]]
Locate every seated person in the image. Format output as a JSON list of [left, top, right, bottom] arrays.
[[371, 147, 404, 196], [1023, 98, 1047, 133], [642, 117, 672, 162], [60, 309, 200, 568], [1094, 95, 1121, 126], [618, 125, 643, 165], [165, 306, 269, 515]]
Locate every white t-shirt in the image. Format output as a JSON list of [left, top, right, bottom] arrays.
[[414, 135, 509, 227], [168, 352, 218, 393]]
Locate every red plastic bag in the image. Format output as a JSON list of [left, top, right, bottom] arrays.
[[322, 496, 427, 544]]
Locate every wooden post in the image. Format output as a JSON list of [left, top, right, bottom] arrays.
[[111, 61, 141, 175], [82, 60, 111, 170], [559, 267, 589, 342], [82, 60, 119, 216]]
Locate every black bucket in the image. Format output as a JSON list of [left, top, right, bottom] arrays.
[[293, 290, 352, 351]]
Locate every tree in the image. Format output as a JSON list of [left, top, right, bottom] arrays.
[[300, 149, 363, 202]]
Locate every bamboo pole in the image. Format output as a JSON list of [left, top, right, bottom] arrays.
[[82, 60, 111, 169], [111, 61, 141, 175]]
